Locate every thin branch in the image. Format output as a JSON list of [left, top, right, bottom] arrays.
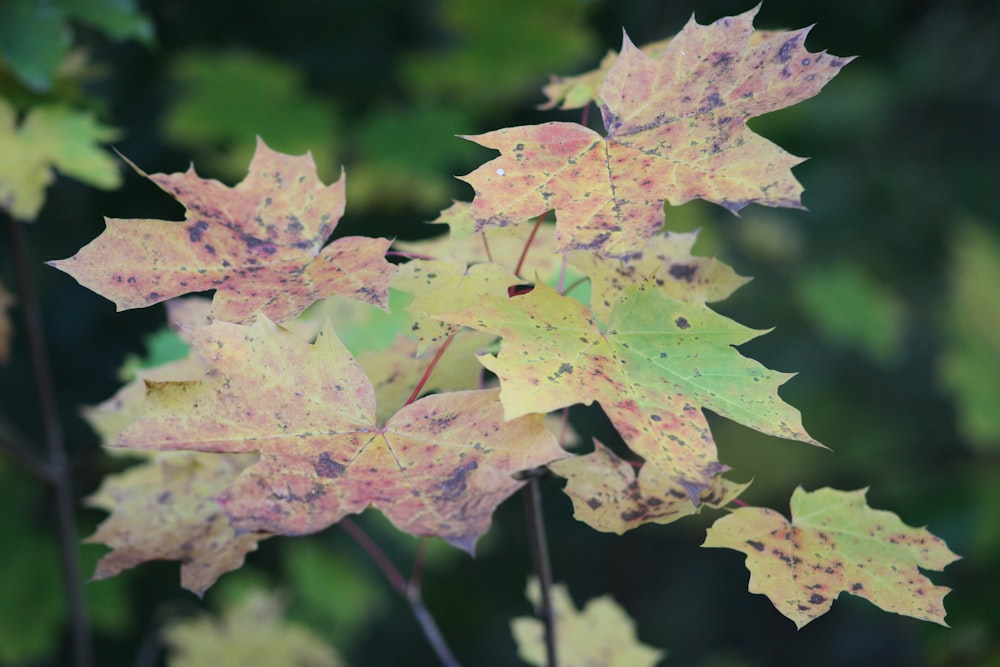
[[480, 231, 494, 264], [387, 250, 436, 260], [7, 214, 93, 667], [514, 212, 547, 278], [340, 519, 462, 667], [524, 474, 558, 667], [0, 412, 55, 482], [404, 332, 457, 407]]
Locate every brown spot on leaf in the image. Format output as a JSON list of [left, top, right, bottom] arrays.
[[314, 452, 346, 479]]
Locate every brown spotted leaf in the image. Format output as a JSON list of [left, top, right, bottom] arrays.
[[49, 137, 394, 324], [116, 316, 565, 553], [551, 440, 749, 534], [570, 230, 749, 323], [702, 486, 960, 628], [85, 452, 266, 597], [391, 258, 516, 353], [440, 280, 818, 517], [461, 7, 850, 257]]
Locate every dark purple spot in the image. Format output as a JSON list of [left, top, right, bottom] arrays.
[[438, 461, 477, 501], [808, 593, 827, 605], [669, 264, 697, 281], [314, 452, 346, 478], [586, 498, 602, 510], [776, 37, 798, 63], [675, 317, 690, 330], [187, 220, 209, 242]]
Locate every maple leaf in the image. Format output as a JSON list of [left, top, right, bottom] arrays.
[[460, 7, 851, 257], [441, 280, 818, 511], [570, 230, 749, 323], [162, 589, 344, 667], [551, 440, 748, 534], [85, 452, 266, 597], [49, 137, 395, 324], [392, 258, 517, 352], [397, 200, 566, 281], [360, 332, 497, 422], [116, 316, 565, 552], [0, 99, 121, 221], [511, 578, 665, 667], [703, 487, 961, 628]]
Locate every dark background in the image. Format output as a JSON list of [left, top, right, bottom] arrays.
[[1, 0, 998, 665]]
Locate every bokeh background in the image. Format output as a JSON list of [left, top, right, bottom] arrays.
[[1, 0, 998, 665]]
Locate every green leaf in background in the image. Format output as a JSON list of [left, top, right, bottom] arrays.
[[348, 105, 477, 211], [0, 98, 121, 221], [60, 0, 154, 44], [0, 0, 152, 92], [281, 540, 390, 651], [0, 467, 131, 665], [794, 262, 905, 364], [0, 0, 71, 93], [162, 51, 341, 181], [402, 0, 596, 111], [939, 222, 1000, 450]]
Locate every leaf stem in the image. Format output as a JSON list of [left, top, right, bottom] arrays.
[[387, 250, 436, 260], [0, 412, 55, 481], [340, 519, 462, 667], [524, 472, 558, 667], [480, 231, 494, 264], [6, 214, 93, 667], [514, 212, 547, 279], [404, 332, 457, 407]]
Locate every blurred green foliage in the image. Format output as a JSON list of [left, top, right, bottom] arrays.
[[1, 1, 999, 666]]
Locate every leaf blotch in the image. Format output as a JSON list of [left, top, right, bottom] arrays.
[[314, 452, 346, 479]]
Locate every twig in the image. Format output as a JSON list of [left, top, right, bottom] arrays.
[[340, 518, 462, 667], [0, 412, 55, 482], [524, 473, 558, 667], [7, 215, 93, 667], [404, 332, 457, 407], [514, 212, 546, 278]]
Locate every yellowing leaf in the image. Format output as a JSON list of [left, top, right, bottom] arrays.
[[551, 441, 748, 534], [541, 30, 780, 111], [116, 316, 566, 552], [702, 486, 960, 628], [163, 589, 343, 667], [0, 99, 120, 221], [570, 230, 749, 323], [85, 452, 266, 597], [461, 8, 851, 257], [392, 258, 517, 352], [397, 200, 567, 281], [360, 332, 497, 422], [441, 280, 817, 520], [49, 138, 395, 324], [511, 578, 665, 667]]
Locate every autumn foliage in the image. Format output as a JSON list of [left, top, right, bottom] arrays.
[[40, 6, 958, 663]]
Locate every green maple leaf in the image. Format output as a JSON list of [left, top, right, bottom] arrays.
[[703, 487, 960, 627], [115, 316, 566, 553], [441, 280, 818, 526], [0, 98, 121, 221], [460, 7, 851, 257]]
